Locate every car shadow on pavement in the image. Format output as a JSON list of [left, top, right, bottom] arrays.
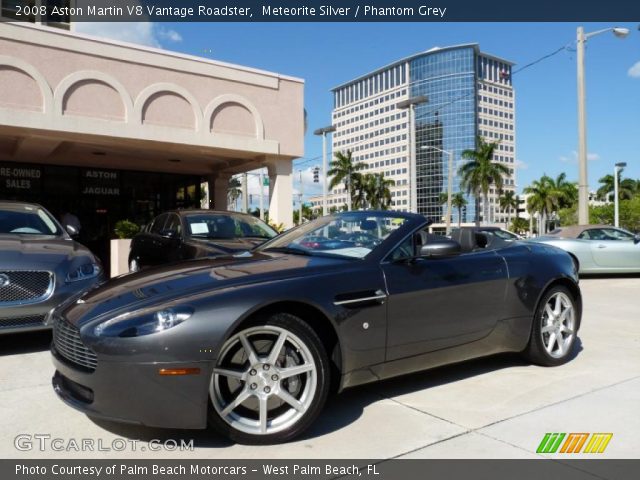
[[89, 418, 235, 448], [0, 330, 51, 357], [581, 273, 640, 279]]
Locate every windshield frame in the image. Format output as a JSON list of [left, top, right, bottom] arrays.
[[256, 211, 423, 261]]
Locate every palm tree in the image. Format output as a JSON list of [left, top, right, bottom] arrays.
[[365, 173, 395, 210], [552, 172, 578, 208], [227, 177, 242, 211], [440, 192, 469, 227], [523, 175, 558, 234], [328, 150, 366, 211], [351, 174, 369, 210], [597, 169, 635, 202], [451, 192, 468, 227], [498, 190, 519, 229], [459, 137, 511, 226]]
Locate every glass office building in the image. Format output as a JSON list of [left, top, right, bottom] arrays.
[[411, 46, 479, 223], [319, 44, 516, 227]]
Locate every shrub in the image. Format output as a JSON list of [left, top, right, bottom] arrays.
[[114, 220, 140, 239]]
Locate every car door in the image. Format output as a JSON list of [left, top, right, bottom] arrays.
[[381, 230, 508, 361], [144, 213, 169, 266], [131, 213, 165, 267], [579, 227, 640, 268], [155, 213, 185, 264]]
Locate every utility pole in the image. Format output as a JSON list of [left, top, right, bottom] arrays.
[[258, 169, 265, 220], [313, 125, 336, 216], [298, 169, 303, 225], [241, 173, 248, 213]]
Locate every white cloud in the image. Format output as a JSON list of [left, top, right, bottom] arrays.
[[559, 151, 599, 163], [628, 61, 640, 78], [515, 159, 528, 170], [157, 27, 183, 43], [75, 22, 182, 48]]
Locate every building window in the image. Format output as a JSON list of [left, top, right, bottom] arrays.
[[2, 0, 71, 29]]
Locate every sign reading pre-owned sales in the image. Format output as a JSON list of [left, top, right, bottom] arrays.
[[0, 164, 42, 192]]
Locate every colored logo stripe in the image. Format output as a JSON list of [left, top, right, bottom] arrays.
[[560, 433, 589, 453], [537, 433, 613, 454], [584, 433, 613, 454], [537, 433, 566, 453]]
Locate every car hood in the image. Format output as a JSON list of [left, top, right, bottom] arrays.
[[0, 234, 94, 270], [63, 251, 353, 326]]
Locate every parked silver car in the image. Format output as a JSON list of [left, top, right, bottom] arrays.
[[0, 201, 104, 334], [531, 224, 640, 274]]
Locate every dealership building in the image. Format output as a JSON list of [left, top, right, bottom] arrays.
[[310, 44, 516, 227], [0, 19, 303, 265]]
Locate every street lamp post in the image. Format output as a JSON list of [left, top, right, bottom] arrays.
[[298, 169, 304, 226], [422, 145, 454, 235], [258, 168, 265, 220], [396, 95, 428, 213], [313, 125, 336, 216], [614, 162, 627, 228], [576, 26, 630, 225]]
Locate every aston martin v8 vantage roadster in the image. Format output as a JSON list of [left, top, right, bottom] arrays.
[[51, 212, 581, 444]]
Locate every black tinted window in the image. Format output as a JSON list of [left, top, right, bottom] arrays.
[[164, 214, 182, 235], [150, 214, 168, 234]]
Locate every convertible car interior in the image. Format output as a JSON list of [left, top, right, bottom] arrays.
[[449, 227, 512, 253]]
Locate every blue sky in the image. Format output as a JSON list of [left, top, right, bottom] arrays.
[[82, 22, 640, 200]]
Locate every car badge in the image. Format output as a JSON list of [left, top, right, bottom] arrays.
[[0, 274, 10, 288]]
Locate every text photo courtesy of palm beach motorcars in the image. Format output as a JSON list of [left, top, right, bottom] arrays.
[[1, 1, 640, 465]]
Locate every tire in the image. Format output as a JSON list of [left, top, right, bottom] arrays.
[[208, 313, 330, 444], [523, 285, 578, 366]]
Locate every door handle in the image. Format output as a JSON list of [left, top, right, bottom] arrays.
[[597, 244, 606, 249]]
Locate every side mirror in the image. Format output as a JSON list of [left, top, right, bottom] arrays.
[[634, 234, 640, 245], [419, 239, 461, 258], [66, 225, 79, 237]]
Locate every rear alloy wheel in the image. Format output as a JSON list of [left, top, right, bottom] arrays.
[[208, 314, 329, 444], [524, 286, 578, 366]]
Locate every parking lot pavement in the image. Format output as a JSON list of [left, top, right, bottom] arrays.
[[1, 277, 639, 459]]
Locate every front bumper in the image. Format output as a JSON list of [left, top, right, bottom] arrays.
[[51, 346, 212, 429]]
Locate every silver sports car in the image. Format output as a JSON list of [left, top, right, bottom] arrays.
[[531, 224, 640, 274], [0, 201, 105, 334]]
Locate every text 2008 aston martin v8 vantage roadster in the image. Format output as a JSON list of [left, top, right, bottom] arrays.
[[51, 211, 581, 444]]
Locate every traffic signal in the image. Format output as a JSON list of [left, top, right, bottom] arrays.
[[313, 167, 319, 183]]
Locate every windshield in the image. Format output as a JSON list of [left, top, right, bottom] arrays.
[[184, 213, 277, 240], [481, 229, 519, 240], [257, 212, 410, 259], [0, 204, 62, 236]]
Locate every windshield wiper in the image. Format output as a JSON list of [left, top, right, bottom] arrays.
[[263, 246, 312, 256]]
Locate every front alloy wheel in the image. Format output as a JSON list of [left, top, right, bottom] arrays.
[[524, 285, 578, 366], [208, 314, 329, 444]]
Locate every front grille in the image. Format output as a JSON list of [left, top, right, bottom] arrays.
[[0, 314, 47, 329], [0, 271, 53, 305], [53, 316, 97, 372]]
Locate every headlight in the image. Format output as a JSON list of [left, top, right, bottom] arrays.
[[66, 263, 101, 283], [93, 306, 193, 337]]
